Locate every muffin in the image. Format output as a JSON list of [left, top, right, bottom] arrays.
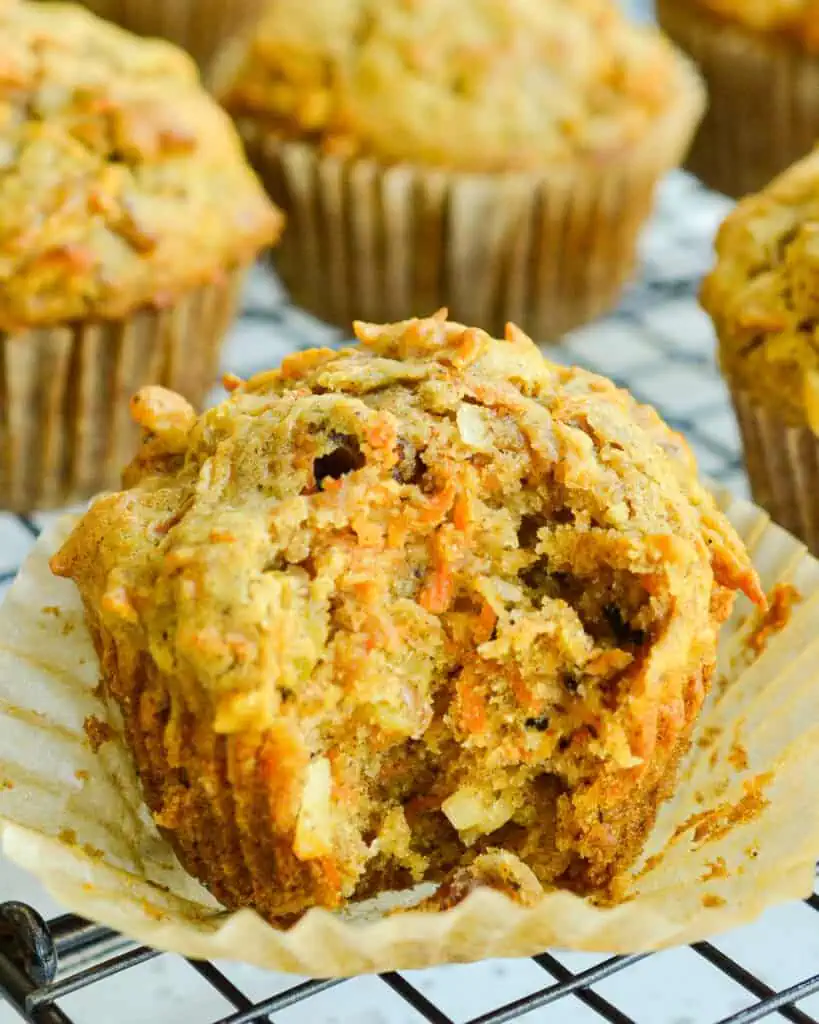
[[52, 313, 763, 922], [77, 0, 267, 76], [0, 0, 283, 512], [214, 0, 705, 341], [657, 0, 819, 197], [703, 149, 819, 552]]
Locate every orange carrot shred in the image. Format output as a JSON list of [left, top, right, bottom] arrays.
[[457, 673, 487, 734]]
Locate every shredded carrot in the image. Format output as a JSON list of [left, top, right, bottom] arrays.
[[320, 858, 342, 899], [446, 327, 484, 368], [457, 671, 488, 734], [387, 519, 409, 549], [453, 491, 472, 532], [419, 478, 456, 524], [476, 600, 497, 643], [366, 414, 397, 452], [509, 669, 538, 712], [419, 532, 454, 614], [280, 348, 336, 379], [209, 529, 236, 543]]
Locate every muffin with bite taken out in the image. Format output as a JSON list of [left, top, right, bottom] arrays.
[[52, 312, 763, 921]]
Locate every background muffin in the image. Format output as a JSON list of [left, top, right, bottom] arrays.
[[702, 149, 819, 550], [52, 313, 761, 922], [657, 0, 819, 197], [78, 0, 267, 75], [0, 0, 283, 512], [214, 0, 704, 341]]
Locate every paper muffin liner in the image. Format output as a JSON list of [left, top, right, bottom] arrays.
[[0, 269, 245, 514], [657, 0, 819, 198], [731, 389, 819, 554], [1, 489, 819, 974], [238, 67, 703, 341], [78, 0, 266, 74]]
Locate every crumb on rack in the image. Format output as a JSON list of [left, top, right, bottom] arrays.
[[700, 856, 728, 882], [41, 605, 60, 617], [672, 772, 773, 848], [748, 583, 801, 654], [58, 827, 78, 845], [728, 739, 749, 773], [141, 901, 167, 921], [634, 851, 665, 880], [702, 893, 727, 908], [83, 715, 115, 753], [697, 725, 722, 749]]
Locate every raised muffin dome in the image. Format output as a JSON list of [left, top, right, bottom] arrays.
[[702, 149, 819, 429], [0, 0, 281, 330], [53, 314, 762, 920], [215, 0, 703, 172]]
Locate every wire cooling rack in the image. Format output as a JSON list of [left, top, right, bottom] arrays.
[[1, 171, 819, 1024]]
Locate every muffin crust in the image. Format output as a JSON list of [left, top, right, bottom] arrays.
[[53, 314, 763, 921], [0, 0, 282, 330], [702, 149, 819, 430], [215, 0, 700, 173], [690, 0, 819, 52]]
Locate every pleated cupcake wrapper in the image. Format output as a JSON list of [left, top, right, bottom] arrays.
[[657, 0, 819, 198], [240, 64, 703, 341], [1, 489, 818, 974], [731, 389, 819, 554], [78, 0, 267, 73], [0, 270, 245, 513]]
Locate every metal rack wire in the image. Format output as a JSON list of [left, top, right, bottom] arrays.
[[1, 900, 819, 1024]]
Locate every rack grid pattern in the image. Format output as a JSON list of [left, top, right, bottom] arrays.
[[1, 172, 817, 1024]]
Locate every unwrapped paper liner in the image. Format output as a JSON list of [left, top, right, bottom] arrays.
[[1, 489, 819, 975]]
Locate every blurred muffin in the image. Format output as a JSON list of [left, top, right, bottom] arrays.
[[52, 313, 762, 922], [703, 150, 819, 551], [657, 0, 819, 197], [78, 0, 267, 74], [214, 0, 704, 341], [0, 0, 282, 512]]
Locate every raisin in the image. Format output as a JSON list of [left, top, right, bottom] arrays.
[[314, 434, 365, 488], [603, 604, 647, 647]]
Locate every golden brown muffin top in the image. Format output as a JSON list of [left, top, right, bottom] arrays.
[[54, 316, 761, 864], [214, 0, 703, 173], [0, 0, 282, 330], [702, 150, 819, 430], [691, 0, 819, 53]]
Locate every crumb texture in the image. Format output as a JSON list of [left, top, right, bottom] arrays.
[[216, 0, 694, 172], [0, 0, 281, 329], [702, 150, 819, 429], [53, 314, 762, 921]]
